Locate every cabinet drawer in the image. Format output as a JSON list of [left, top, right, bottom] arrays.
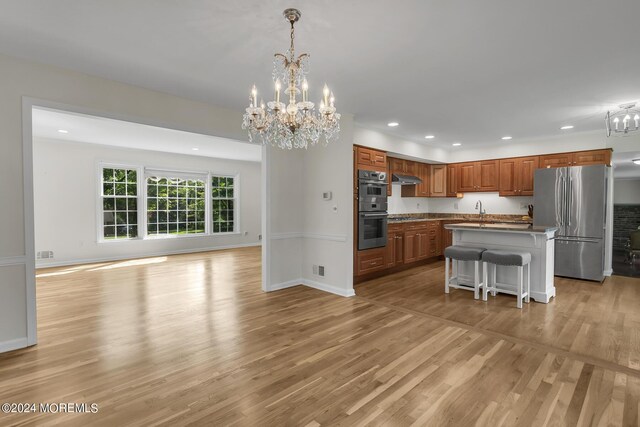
[[405, 222, 429, 231], [357, 248, 386, 274], [388, 223, 404, 232]]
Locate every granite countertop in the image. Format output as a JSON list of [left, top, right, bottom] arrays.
[[387, 214, 533, 225], [444, 222, 558, 234]]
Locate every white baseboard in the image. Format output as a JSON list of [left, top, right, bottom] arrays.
[[36, 242, 261, 269], [302, 278, 355, 297], [604, 269, 613, 277], [0, 337, 29, 353], [265, 279, 303, 292], [265, 277, 355, 297]]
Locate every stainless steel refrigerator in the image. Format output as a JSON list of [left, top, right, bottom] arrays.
[[533, 165, 607, 282]]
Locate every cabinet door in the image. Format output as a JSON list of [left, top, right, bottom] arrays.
[[518, 156, 539, 196], [371, 150, 387, 169], [475, 160, 499, 191], [498, 158, 518, 196], [446, 164, 459, 197], [418, 163, 430, 197], [357, 248, 386, 275], [390, 158, 405, 174], [416, 232, 430, 260], [540, 153, 572, 168], [458, 162, 476, 192], [404, 231, 418, 263], [386, 159, 392, 196], [572, 149, 611, 166], [356, 147, 373, 166], [430, 164, 447, 197], [385, 233, 396, 268], [395, 234, 404, 266], [405, 160, 417, 176]]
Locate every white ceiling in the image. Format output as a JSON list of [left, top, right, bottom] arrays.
[[612, 151, 640, 179], [32, 108, 262, 162], [2, 1, 640, 148]]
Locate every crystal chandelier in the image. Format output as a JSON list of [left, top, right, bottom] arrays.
[[605, 102, 640, 137], [242, 8, 340, 149]]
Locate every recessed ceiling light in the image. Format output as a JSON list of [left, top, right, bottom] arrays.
[[425, 135, 435, 139], [633, 159, 640, 165], [501, 136, 513, 140], [560, 125, 574, 130], [192, 148, 199, 151], [57, 129, 68, 134], [387, 122, 399, 127], [452, 143, 462, 147]]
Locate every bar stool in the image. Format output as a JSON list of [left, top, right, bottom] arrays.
[[444, 246, 486, 300], [482, 249, 531, 308]]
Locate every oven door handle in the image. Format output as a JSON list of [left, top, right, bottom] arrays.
[[359, 180, 389, 186], [360, 212, 389, 218]]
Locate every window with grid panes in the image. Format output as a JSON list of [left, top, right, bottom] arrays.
[[146, 175, 206, 236], [211, 176, 236, 233], [101, 167, 138, 239]]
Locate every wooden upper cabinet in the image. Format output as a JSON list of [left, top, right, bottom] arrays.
[[498, 158, 518, 196], [356, 146, 387, 171], [389, 158, 405, 174], [446, 164, 459, 197], [386, 158, 392, 196], [499, 156, 539, 196], [418, 163, 430, 197], [476, 160, 499, 191], [573, 149, 612, 166], [456, 161, 498, 192], [519, 156, 538, 195], [458, 162, 476, 192], [540, 152, 573, 168], [540, 149, 612, 168], [430, 164, 447, 197], [405, 160, 417, 176]]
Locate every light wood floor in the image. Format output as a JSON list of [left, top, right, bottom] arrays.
[[1, 247, 639, 426]]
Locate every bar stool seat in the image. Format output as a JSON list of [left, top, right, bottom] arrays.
[[482, 249, 531, 308], [444, 246, 486, 299]]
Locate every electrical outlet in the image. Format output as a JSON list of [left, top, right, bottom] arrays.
[[454, 202, 459, 210], [520, 203, 528, 209], [313, 265, 318, 275]]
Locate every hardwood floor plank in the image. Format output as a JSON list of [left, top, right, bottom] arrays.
[[0, 248, 639, 426]]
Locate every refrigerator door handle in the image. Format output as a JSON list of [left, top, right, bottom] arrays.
[[556, 237, 600, 244], [560, 176, 565, 231], [568, 177, 572, 228]]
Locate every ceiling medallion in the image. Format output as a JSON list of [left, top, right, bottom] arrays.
[[242, 8, 340, 149], [605, 102, 640, 137]]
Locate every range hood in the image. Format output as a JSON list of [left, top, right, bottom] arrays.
[[392, 174, 422, 185]]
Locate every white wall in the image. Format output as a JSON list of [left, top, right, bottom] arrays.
[[0, 52, 317, 353], [33, 138, 261, 267], [300, 115, 355, 297], [388, 184, 531, 215], [614, 179, 640, 204]]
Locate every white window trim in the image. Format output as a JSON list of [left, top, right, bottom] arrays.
[[96, 162, 242, 242], [210, 173, 240, 234], [96, 162, 144, 243], [143, 168, 209, 239]]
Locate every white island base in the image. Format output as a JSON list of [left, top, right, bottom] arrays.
[[446, 223, 557, 303]]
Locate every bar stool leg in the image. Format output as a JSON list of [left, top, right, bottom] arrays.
[[492, 264, 497, 297], [474, 260, 480, 300], [526, 263, 531, 303], [517, 265, 523, 309], [482, 262, 489, 301], [445, 257, 450, 294], [454, 259, 458, 287]]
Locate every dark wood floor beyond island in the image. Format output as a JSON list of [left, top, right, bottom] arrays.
[[1, 247, 639, 426]]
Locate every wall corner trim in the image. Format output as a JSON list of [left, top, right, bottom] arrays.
[[0, 337, 29, 354], [265, 278, 355, 298]]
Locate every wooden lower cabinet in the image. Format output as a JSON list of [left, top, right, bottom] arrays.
[[416, 231, 430, 260], [385, 226, 404, 268], [357, 247, 386, 275], [403, 230, 418, 264]]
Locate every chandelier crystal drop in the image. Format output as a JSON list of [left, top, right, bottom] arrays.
[[605, 102, 640, 137], [242, 8, 340, 149]]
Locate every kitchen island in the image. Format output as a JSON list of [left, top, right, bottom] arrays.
[[445, 223, 558, 303]]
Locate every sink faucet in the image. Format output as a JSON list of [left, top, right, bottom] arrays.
[[475, 200, 486, 222]]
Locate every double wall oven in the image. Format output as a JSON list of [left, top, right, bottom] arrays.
[[358, 170, 388, 250]]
